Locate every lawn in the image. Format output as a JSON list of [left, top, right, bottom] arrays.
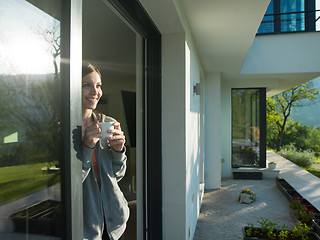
[[0, 163, 60, 206], [304, 167, 320, 179], [314, 156, 320, 164], [304, 156, 320, 178]]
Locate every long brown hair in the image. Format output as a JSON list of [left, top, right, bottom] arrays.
[[82, 62, 101, 78]]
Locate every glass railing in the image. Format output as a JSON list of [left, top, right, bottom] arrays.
[[257, 10, 320, 34]]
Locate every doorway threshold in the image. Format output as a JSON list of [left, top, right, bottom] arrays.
[[232, 167, 279, 180]]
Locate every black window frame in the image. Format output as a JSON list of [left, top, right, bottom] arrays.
[[108, 1, 162, 239], [257, 0, 317, 35]]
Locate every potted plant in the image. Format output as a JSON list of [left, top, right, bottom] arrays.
[[238, 188, 256, 204], [268, 161, 277, 170], [243, 217, 320, 240]]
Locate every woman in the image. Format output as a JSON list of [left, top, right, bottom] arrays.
[[82, 63, 129, 240]]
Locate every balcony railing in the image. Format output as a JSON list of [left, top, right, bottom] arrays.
[[257, 9, 320, 35]]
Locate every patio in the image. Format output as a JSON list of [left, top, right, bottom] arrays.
[[193, 150, 320, 240]]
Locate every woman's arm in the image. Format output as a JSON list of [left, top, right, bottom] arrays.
[[110, 148, 127, 181], [82, 145, 94, 183]]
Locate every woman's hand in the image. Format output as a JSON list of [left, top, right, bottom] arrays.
[[83, 121, 101, 149], [107, 122, 126, 152]]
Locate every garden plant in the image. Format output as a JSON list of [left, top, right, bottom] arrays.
[[244, 217, 317, 240]]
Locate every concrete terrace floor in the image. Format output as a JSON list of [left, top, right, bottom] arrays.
[[193, 150, 320, 240]]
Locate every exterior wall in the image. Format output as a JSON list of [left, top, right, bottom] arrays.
[[162, 33, 203, 240], [241, 32, 320, 75], [162, 33, 187, 240], [160, 2, 204, 240], [204, 72, 222, 188], [221, 81, 233, 178], [185, 40, 202, 240]]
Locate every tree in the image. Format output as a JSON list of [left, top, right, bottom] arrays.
[[0, 18, 61, 167], [267, 82, 319, 151], [282, 121, 312, 150]]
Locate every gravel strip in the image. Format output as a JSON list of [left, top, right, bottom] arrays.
[[193, 178, 296, 240]]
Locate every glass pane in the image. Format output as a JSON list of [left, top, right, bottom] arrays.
[[280, 0, 305, 32], [232, 89, 260, 167], [0, 0, 62, 239], [316, 0, 320, 31], [258, 0, 274, 33], [83, 0, 141, 239]]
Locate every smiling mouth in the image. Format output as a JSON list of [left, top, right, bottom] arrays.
[[87, 98, 98, 103]]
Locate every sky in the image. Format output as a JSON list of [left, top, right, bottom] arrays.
[[262, 0, 320, 127], [0, 0, 60, 75], [290, 77, 320, 128]]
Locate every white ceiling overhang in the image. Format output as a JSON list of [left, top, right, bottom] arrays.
[[180, 0, 270, 80], [139, 0, 320, 92], [140, 0, 270, 81]]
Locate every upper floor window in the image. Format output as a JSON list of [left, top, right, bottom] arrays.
[[257, 0, 320, 34]]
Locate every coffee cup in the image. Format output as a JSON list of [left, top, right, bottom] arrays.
[[99, 121, 115, 139]]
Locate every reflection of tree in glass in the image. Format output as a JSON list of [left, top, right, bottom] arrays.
[[0, 74, 59, 167], [0, 20, 61, 167], [36, 20, 61, 76]]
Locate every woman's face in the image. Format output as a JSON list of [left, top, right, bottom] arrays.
[[82, 71, 102, 111]]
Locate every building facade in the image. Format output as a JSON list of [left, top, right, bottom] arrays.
[[0, 0, 319, 239]]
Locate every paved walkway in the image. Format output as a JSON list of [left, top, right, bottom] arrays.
[[194, 150, 320, 240]]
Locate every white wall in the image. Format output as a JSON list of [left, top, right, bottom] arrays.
[[162, 33, 187, 240], [221, 82, 232, 178], [185, 40, 202, 240], [204, 72, 222, 186], [139, 1, 204, 239], [162, 33, 203, 240], [241, 32, 320, 74]]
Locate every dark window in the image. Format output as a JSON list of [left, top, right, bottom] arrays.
[[232, 89, 266, 168]]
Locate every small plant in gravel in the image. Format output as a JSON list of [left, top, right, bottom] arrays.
[[238, 188, 256, 203], [240, 188, 254, 195]]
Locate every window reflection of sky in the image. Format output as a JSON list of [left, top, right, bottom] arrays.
[[0, 0, 60, 75], [317, 0, 320, 31]]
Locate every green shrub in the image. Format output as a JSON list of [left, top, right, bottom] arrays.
[[278, 144, 313, 168], [245, 218, 311, 240]]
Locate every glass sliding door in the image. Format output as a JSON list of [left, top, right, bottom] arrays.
[[83, 1, 145, 239], [0, 0, 62, 239], [232, 88, 266, 168]]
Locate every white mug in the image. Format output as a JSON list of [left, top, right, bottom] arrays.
[[99, 121, 115, 139]]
